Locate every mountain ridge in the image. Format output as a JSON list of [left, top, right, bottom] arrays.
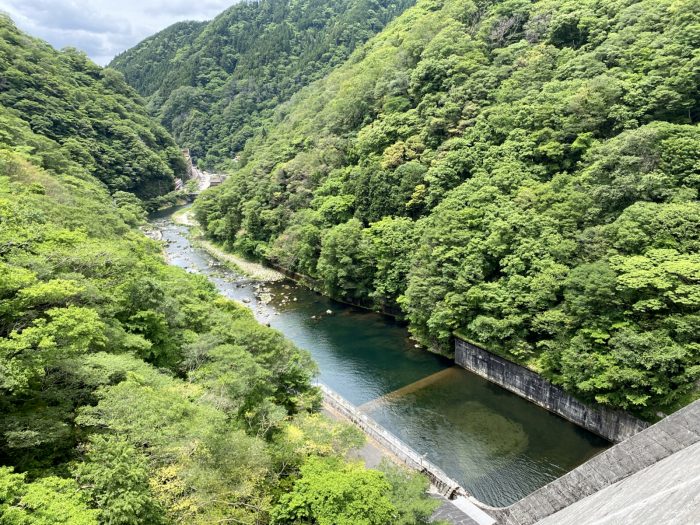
[[110, 0, 416, 167]]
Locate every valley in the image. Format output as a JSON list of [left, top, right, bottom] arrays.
[[0, 0, 698, 522]]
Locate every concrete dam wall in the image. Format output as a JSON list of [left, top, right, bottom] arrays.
[[454, 337, 648, 443], [488, 399, 700, 525]]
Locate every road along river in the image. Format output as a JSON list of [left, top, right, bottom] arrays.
[[151, 208, 609, 507]]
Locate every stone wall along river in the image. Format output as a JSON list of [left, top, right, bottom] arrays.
[[454, 338, 648, 443]]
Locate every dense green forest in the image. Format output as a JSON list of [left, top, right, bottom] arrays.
[[110, 0, 415, 167], [192, 0, 700, 418], [0, 17, 439, 524], [0, 18, 185, 199]]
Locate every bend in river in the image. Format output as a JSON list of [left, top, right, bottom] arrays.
[[152, 209, 609, 507]]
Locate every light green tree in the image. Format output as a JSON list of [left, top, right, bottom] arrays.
[[270, 457, 396, 525], [0, 467, 98, 524], [72, 436, 164, 525]]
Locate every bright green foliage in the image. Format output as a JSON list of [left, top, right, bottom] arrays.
[[0, 146, 319, 519], [317, 219, 374, 302], [270, 413, 365, 475], [73, 353, 272, 523], [0, 113, 392, 525], [0, 467, 99, 524], [366, 217, 419, 310], [0, 19, 434, 525], [108, 21, 206, 98], [0, 15, 184, 199], [110, 0, 415, 167], [194, 0, 700, 416], [380, 461, 441, 525], [271, 457, 440, 525], [270, 457, 396, 525], [72, 436, 164, 525], [0, 306, 105, 393]]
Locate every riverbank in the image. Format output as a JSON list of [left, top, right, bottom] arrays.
[[172, 208, 285, 281], [153, 209, 609, 507], [179, 208, 633, 444], [177, 209, 407, 317]]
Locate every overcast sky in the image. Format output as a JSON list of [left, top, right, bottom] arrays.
[[0, 0, 236, 65]]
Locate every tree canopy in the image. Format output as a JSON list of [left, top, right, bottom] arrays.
[[110, 0, 416, 167], [192, 0, 700, 418], [0, 16, 439, 524], [0, 15, 185, 200]]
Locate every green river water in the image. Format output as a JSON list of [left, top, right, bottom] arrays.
[[153, 210, 609, 507]]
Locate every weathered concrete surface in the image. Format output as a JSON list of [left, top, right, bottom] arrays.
[[454, 338, 648, 442], [322, 407, 388, 468], [322, 392, 491, 525], [485, 400, 700, 525], [535, 440, 700, 525], [433, 500, 480, 525]]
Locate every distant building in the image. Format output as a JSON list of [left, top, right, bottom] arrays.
[[209, 173, 226, 187]]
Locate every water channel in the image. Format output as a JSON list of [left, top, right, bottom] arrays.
[[151, 209, 609, 507]]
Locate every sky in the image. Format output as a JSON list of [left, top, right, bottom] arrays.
[[0, 0, 236, 65]]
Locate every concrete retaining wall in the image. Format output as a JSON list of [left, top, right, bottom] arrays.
[[487, 399, 700, 525], [454, 338, 648, 443], [317, 383, 463, 499]]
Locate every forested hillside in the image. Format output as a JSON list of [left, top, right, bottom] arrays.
[[194, 0, 700, 418], [0, 17, 437, 524], [109, 20, 206, 97], [0, 17, 184, 199], [110, 0, 415, 167]]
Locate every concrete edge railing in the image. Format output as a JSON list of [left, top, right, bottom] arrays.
[[477, 399, 700, 525], [317, 383, 464, 499]]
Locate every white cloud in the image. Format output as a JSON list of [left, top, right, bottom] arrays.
[[0, 0, 237, 65]]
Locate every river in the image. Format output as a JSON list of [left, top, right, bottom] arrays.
[[151, 209, 609, 507]]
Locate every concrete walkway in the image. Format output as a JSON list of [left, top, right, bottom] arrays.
[[433, 500, 480, 525], [321, 406, 400, 469]]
